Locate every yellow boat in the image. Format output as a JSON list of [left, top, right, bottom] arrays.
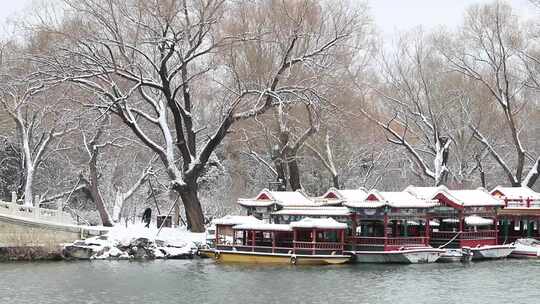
[[202, 248, 350, 265], [203, 217, 351, 265]]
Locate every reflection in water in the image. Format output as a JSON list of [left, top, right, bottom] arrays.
[[0, 259, 538, 304]]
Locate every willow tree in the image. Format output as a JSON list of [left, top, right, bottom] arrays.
[[227, 0, 370, 191], [356, 31, 457, 186], [37, 0, 363, 231], [436, 2, 539, 188]]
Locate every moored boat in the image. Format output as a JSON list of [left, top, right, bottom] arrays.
[[345, 190, 444, 264], [209, 249, 350, 265], [206, 217, 351, 265], [510, 238, 540, 258], [470, 244, 515, 260], [491, 186, 540, 244], [350, 247, 444, 264], [406, 186, 509, 261], [438, 247, 473, 263]]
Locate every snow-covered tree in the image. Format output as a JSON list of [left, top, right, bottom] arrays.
[[0, 44, 75, 206], [437, 1, 539, 187], [36, 0, 364, 231]]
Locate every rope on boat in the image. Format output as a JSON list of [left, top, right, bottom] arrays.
[[438, 231, 462, 249]]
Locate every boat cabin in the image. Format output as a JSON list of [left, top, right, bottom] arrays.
[[491, 186, 540, 242], [212, 215, 263, 245], [344, 190, 438, 251], [237, 189, 317, 220], [406, 186, 503, 248], [271, 206, 351, 223], [270, 206, 353, 238], [214, 218, 348, 256]]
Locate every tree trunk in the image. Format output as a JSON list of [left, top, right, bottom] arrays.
[[173, 202, 180, 227], [434, 136, 450, 186], [112, 190, 125, 223], [479, 171, 486, 188], [273, 156, 288, 191], [23, 166, 34, 206], [177, 183, 205, 232], [475, 155, 486, 188], [288, 157, 302, 191], [89, 153, 113, 227], [524, 157, 540, 188], [112, 170, 149, 223], [88, 180, 113, 227], [332, 174, 339, 189]]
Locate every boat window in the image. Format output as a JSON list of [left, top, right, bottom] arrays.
[[322, 231, 338, 242]]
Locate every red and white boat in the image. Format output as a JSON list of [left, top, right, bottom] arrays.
[[406, 186, 512, 260], [345, 190, 444, 264], [510, 238, 540, 258], [350, 246, 444, 264], [470, 244, 515, 260]]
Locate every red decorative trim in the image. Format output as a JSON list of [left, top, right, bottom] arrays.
[[434, 192, 463, 210], [257, 193, 271, 200], [367, 194, 379, 201], [324, 192, 339, 199], [491, 190, 504, 197]]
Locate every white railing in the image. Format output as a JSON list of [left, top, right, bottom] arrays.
[[505, 199, 540, 209], [0, 200, 74, 224]]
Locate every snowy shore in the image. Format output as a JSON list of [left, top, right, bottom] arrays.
[[62, 224, 207, 260]]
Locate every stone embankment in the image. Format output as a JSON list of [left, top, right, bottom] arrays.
[[0, 245, 63, 261], [1, 196, 206, 261], [0, 197, 108, 261]]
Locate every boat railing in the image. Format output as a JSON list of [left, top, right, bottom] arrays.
[[461, 230, 497, 239], [0, 200, 73, 224], [349, 236, 385, 245], [431, 230, 497, 240], [349, 236, 427, 246], [217, 244, 294, 254], [293, 241, 343, 251], [386, 237, 427, 246], [504, 200, 540, 209], [216, 242, 344, 255]]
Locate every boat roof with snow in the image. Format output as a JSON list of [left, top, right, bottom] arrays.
[[212, 215, 262, 226], [490, 186, 540, 201], [233, 217, 347, 231], [272, 206, 351, 217], [315, 187, 369, 205], [237, 189, 318, 208], [344, 189, 438, 209], [405, 185, 503, 208]]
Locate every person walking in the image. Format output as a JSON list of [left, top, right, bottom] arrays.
[[142, 208, 152, 228]]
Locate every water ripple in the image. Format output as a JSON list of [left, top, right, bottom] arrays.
[[0, 259, 538, 304]]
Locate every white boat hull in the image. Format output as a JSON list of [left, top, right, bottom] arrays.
[[510, 250, 540, 258], [350, 248, 444, 264], [437, 248, 473, 263], [471, 245, 515, 260], [510, 239, 540, 259]]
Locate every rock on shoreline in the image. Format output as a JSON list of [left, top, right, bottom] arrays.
[[62, 225, 206, 260]]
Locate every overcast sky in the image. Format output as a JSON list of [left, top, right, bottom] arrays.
[[0, 0, 29, 23], [0, 0, 538, 38], [370, 0, 537, 37]]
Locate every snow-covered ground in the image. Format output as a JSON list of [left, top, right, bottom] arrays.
[[106, 224, 207, 246], [63, 223, 207, 260]]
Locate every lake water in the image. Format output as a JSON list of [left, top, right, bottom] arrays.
[[0, 259, 539, 304]]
